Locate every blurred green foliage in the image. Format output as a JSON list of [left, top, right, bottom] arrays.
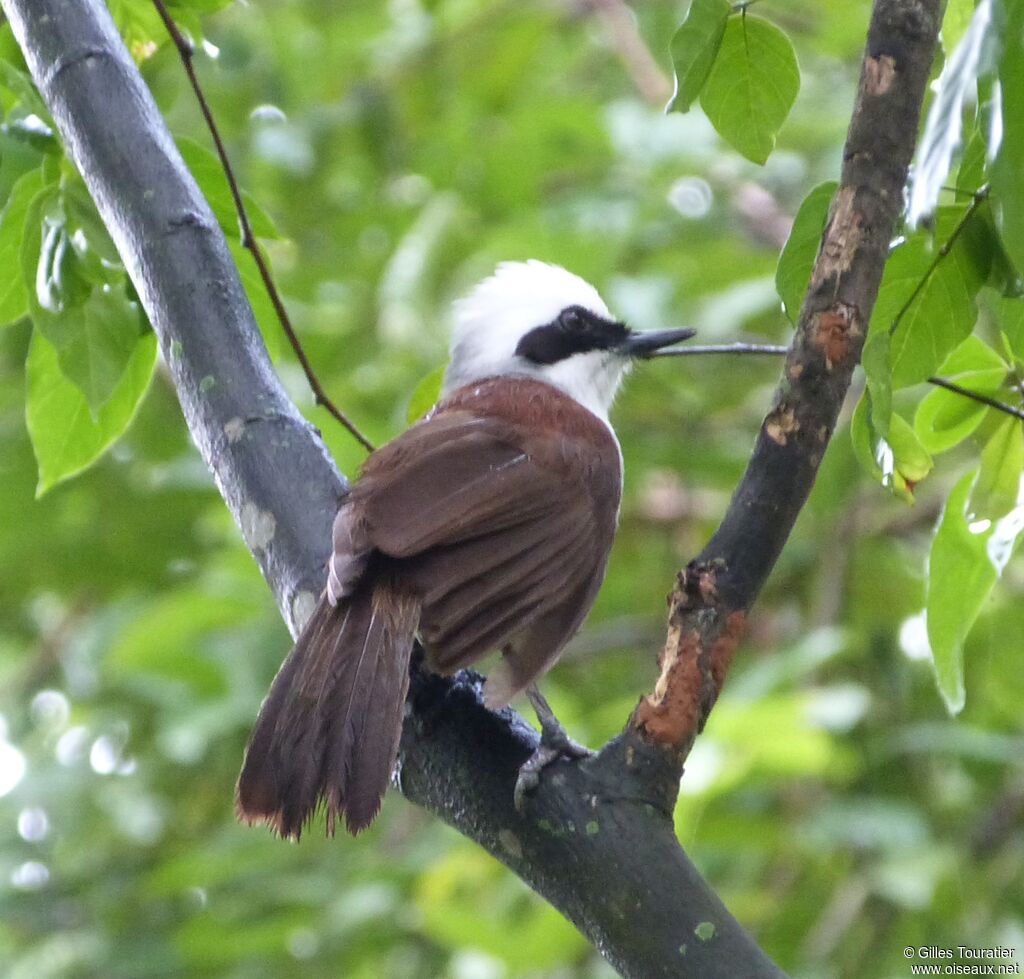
[[1, 0, 1023, 977]]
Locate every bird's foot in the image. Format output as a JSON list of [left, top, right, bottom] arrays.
[[513, 686, 593, 811]]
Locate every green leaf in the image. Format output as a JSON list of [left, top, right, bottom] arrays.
[[33, 286, 147, 414], [851, 392, 883, 481], [915, 335, 1011, 452], [937, 333, 1009, 374], [0, 134, 40, 204], [23, 197, 142, 414], [0, 59, 50, 120], [861, 330, 893, 437], [850, 395, 932, 501], [34, 218, 93, 312], [995, 295, 1024, 361], [915, 369, 1005, 453], [1, 115, 59, 156], [176, 136, 279, 241], [0, 166, 43, 327], [955, 128, 987, 200], [20, 183, 61, 308], [871, 206, 990, 388], [943, 0, 980, 54], [63, 176, 121, 265], [972, 415, 1024, 518], [0, 123, 50, 202], [887, 412, 934, 486], [991, 0, 1024, 272], [107, 0, 167, 61], [775, 181, 836, 321], [667, 0, 732, 113], [26, 328, 157, 495], [908, 0, 996, 224], [699, 13, 800, 165], [406, 363, 445, 423], [925, 464, 1024, 714], [975, 204, 1023, 296]]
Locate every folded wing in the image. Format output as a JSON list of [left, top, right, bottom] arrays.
[[334, 407, 620, 702]]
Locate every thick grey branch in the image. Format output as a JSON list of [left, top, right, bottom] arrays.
[[5, 4, 342, 637], [4, 0, 781, 975]]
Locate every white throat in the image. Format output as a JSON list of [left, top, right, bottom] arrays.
[[442, 261, 630, 423]]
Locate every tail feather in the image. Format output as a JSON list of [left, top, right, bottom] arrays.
[[339, 602, 411, 831], [236, 579, 418, 839]]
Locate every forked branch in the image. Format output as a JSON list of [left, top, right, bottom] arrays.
[[626, 0, 943, 771], [3, 0, 942, 976]]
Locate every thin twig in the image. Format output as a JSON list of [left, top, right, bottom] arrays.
[[655, 339, 1024, 421], [579, 0, 672, 106], [652, 342, 789, 357], [889, 183, 991, 337], [926, 375, 1024, 421], [150, 0, 375, 453]]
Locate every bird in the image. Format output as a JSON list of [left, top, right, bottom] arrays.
[[236, 260, 694, 838]]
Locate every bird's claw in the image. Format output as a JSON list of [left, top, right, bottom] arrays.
[[513, 706, 593, 812]]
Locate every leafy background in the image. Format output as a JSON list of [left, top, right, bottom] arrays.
[[1, 0, 1023, 976]]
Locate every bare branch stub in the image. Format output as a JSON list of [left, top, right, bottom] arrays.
[[629, 0, 943, 761]]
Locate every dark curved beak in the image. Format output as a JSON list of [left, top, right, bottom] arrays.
[[618, 327, 697, 359]]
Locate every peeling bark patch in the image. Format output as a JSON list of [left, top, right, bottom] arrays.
[[632, 627, 702, 745], [765, 406, 798, 445], [497, 829, 522, 860], [291, 590, 317, 632], [224, 416, 246, 443], [699, 568, 718, 604], [814, 186, 861, 286], [676, 559, 724, 615], [709, 612, 745, 691], [865, 54, 896, 96], [695, 921, 717, 941], [814, 308, 852, 368], [240, 502, 276, 550]]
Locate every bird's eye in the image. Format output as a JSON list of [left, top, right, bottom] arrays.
[[560, 308, 584, 332]]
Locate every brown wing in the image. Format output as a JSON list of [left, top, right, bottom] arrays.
[[341, 407, 620, 701], [408, 499, 600, 671], [350, 410, 563, 556], [328, 411, 550, 603]]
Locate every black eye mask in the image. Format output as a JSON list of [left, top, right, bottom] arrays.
[[515, 306, 629, 365]]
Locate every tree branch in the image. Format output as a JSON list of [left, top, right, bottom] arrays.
[[4, 0, 784, 974], [626, 0, 942, 768], [577, 0, 673, 106], [4, 1, 343, 638]]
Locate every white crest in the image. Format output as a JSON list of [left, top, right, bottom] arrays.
[[443, 260, 630, 421]]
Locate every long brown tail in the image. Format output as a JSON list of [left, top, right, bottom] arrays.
[[236, 577, 418, 838]]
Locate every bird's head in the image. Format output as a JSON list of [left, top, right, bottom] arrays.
[[444, 261, 694, 420]]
